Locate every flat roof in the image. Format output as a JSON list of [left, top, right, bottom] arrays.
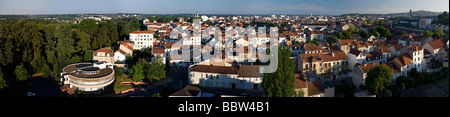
[[63, 63, 113, 78]]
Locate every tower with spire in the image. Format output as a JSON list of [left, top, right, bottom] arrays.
[[196, 10, 199, 18], [409, 9, 412, 20]]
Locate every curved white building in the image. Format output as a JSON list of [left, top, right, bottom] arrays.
[[61, 62, 115, 92]]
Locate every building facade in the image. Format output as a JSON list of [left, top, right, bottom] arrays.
[[129, 30, 154, 50]]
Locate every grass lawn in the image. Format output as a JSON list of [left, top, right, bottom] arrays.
[[113, 75, 134, 93]]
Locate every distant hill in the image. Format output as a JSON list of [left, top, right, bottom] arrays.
[[342, 10, 443, 17]]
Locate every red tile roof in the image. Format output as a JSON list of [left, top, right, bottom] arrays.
[[94, 48, 114, 54], [427, 39, 445, 49], [190, 65, 239, 74], [339, 39, 354, 46], [304, 43, 322, 51], [358, 63, 379, 73], [392, 53, 412, 67], [131, 30, 154, 34], [377, 47, 390, 53], [405, 44, 423, 52], [152, 48, 165, 54]]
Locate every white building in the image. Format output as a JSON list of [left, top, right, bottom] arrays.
[[352, 63, 378, 89], [400, 44, 424, 72], [419, 19, 432, 29], [348, 49, 366, 71], [188, 62, 263, 90], [129, 30, 154, 50]]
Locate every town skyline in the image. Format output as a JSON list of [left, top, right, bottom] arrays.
[[0, 0, 448, 15]]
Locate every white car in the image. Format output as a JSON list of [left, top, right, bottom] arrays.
[[27, 92, 36, 97]]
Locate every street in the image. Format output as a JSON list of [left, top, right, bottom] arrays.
[[3, 76, 60, 97], [126, 71, 188, 97]]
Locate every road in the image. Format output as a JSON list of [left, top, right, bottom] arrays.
[[3, 76, 60, 97], [126, 71, 188, 97]]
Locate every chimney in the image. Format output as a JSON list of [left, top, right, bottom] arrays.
[[415, 45, 418, 51], [331, 52, 335, 57]]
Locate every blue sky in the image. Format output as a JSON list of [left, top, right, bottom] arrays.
[[0, 0, 448, 15]]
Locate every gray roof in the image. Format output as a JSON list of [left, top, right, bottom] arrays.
[[238, 65, 261, 78], [170, 85, 201, 97]]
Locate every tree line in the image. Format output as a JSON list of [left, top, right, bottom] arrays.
[[0, 18, 142, 90]]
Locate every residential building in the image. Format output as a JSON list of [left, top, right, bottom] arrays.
[[299, 51, 349, 81], [303, 43, 322, 54], [352, 62, 378, 89], [129, 30, 154, 50], [423, 39, 447, 60], [152, 47, 166, 64], [294, 73, 325, 97], [93, 47, 115, 63], [336, 39, 354, 54], [348, 49, 366, 70], [114, 41, 133, 63], [388, 44, 404, 57], [400, 44, 424, 72]]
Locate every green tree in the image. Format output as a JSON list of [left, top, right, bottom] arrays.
[[347, 25, 360, 34], [152, 93, 162, 97], [262, 47, 295, 97], [365, 65, 393, 95], [373, 31, 380, 38], [297, 90, 304, 97], [401, 31, 408, 36], [114, 67, 126, 80], [130, 60, 148, 82], [337, 32, 344, 39], [146, 57, 167, 81], [327, 36, 339, 45], [83, 50, 94, 61], [359, 31, 369, 38], [435, 27, 445, 37], [437, 11, 449, 25], [75, 31, 91, 53], [422, 30, 434, 37], [306, 39, 320, 46], [15, 64, 28, 81], [55, 23, 75, 70], [373, 26, 391, 38], [0, 68, 8, 89]]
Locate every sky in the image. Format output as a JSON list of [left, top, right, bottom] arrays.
[[0, 0, 448, 15]]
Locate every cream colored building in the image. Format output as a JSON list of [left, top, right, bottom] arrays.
[[60, 62, 115, 92], [129, 30, 154, 50], [188, 61, 263, 90], [93, 48, 115, 63]]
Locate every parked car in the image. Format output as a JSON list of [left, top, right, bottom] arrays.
[[27, 92, 36, 97]]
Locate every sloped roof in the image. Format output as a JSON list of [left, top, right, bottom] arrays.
[[392, 53, 412, 67], [94, 48, 114, 54], [238, 65, 261, 78], [307, 80, 325, 96], [190, 65, 239, 74], [304, 43, 322, 51], [152, 47, 165, 54], [358, 63, 379, 73], [170, 85, 201, 97], [427, 39, 445, 49], [322, 51, 348, 62], [349, 49, 362, 56]]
